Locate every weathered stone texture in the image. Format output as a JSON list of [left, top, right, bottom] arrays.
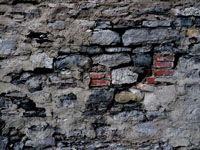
[[0, 1, 200, 150]]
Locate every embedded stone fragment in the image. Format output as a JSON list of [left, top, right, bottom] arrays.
[[55, 55, 91, 70], [30, 53, 53, 69], [90, 30, 120, 45], [92, 53, 131, 67], [112, 67, 138, 85], [122, 29, 178, 46]]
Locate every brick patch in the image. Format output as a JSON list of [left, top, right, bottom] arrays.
[[90, 80, 110, 87], [90, 66, 111, 87], [153, 69, 174, 76], [154, 62, 174, 68]]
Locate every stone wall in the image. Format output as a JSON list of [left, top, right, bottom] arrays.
[[0, 0, 200, 149]]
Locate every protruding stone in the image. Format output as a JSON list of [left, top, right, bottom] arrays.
[[30, 53, 53, 69], [90, 30, 120, 45], [112, 67, 138, 85], [92, 53, 131, 67], [122, 29, 178, 46]]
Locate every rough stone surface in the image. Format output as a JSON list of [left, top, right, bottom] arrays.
[[122, 29, 178, 46], [90, 30, 120, 45], [0, 1, 200, 149], [92, 53, 131, 67], [112, 67, 138, 85]]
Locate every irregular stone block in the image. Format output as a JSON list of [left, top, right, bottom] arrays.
[[55, 55, 91, 70], [112, 67, 138, 85], [174, 7, 200, 16], [105, 47, 131, 53], [0, 39, 17, 56], [133, 46, 152, 53], [132, 54, 152, 67], [173, 18, 193, 27], [122, 29, 178, 46], [85, 88, 115, 115], [115, 91, 137, 103], [102, 6, 129, 17], [142, 20, 171, 27], [90, 30, 120, 45], [92, 53, 131, 67], [30, 53, 53, 69], [95, 21, 112, 29], [80, 46, 103, 54]]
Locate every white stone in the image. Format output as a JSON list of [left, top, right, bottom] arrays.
[[112, 67, 138, 85]]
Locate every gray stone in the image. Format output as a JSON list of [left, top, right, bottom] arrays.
[[173, 18, 193, 27], [133, 46, 152, 53], [122, 29, 178, 46], [85, 88, 115, 115], [30, 53, 53, 69], [137, 122, 157, 136], [59, 93, 77, 108], [0, 137, 8, 150], [90, 30, 120, 45], [154, 46, 173, 53], [92, 53, 131, 67], [80, 46, 103, 54], [146, 111, 164, 121], [114, 111, 144, 121], [132, 54, 152, 67], [25, 76, 45, 93], [48, 21, 65, 29], [0, 39, 17, 56], [142, 20, 171, 27], [174, 7, 200, 16], [105, 47, 131, 53], [112, 67, 138, 85], [189, 43, 200, 55], [102, 7, 129, 17], [55, 55, 91, 70], [95, 21, 112, 29]]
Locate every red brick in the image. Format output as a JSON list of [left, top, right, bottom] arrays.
[[154, 62, 174, 68], [90, 72, 105, 79], [153, 69, 174, 76], [146, 77, 156, 84], [90, 80, 110, 87], [154, 53, 174, 62]]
